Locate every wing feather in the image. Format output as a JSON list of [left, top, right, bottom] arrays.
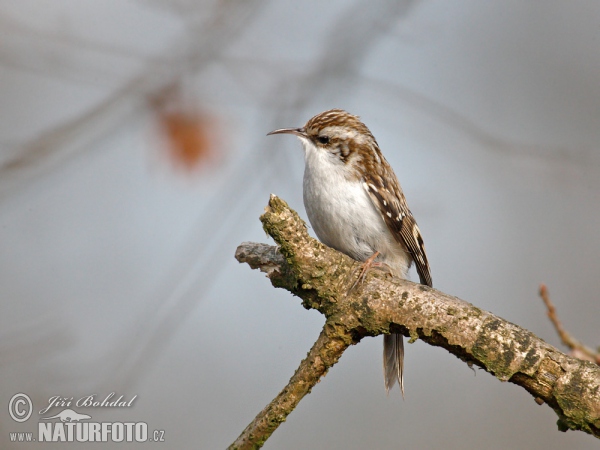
[[362, 166, 432, 287]]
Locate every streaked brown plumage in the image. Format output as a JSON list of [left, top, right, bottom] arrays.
[[269, 109, 432, 395]]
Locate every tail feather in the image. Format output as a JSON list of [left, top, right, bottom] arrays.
[[383, 333, 404, 397]]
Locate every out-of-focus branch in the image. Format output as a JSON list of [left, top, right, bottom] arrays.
[[539, 284, 600, 365], [232, 195, 600, 448], [0, 0, 266, 199]]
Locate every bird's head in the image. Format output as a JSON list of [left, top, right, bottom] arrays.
[[267, 109, 382, 171]]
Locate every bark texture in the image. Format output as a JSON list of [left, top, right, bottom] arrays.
[[230, 195, 600, 449]]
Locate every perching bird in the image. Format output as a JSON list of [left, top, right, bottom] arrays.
[[268, 109, 432, 395]]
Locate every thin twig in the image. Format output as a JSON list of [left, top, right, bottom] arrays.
[[539, 284, 599, 364]]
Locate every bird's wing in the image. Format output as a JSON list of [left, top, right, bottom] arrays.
[[362, 164, 432, 287]]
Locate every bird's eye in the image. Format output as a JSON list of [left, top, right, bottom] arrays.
[[317, 135, 329, 145]]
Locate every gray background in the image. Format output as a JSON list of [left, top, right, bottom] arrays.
[[0, 1, 598, 448]]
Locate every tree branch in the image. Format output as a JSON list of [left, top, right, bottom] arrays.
[[228, 319, 353, 450], [231, 195, 600, 448]]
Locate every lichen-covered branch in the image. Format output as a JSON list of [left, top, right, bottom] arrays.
[[231, 195, 600, 448], [228, 321, 354, 450]]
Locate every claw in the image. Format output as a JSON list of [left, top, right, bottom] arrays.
[[349, 251, 391, 291]]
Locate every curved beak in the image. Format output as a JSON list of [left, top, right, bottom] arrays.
[[267, 127, 307, 138]]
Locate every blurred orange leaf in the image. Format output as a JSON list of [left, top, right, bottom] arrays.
[[158, 109, 216, 171]]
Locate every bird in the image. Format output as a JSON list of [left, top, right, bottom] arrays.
[[268, 109, 432, 396]]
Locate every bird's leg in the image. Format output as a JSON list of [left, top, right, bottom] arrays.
[[349, 251, 392, 291]]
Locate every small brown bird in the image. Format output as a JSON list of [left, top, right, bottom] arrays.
[[268, 109, 432, 395]]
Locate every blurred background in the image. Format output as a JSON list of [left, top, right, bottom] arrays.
[[0, 1, 598, 448]]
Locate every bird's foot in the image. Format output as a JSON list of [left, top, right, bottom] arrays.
[[349, 251, 392, 291]]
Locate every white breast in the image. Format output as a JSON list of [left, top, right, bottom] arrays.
[[300, 139, 411, 277]]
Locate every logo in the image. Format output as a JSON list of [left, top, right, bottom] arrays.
[[7, 392, 165, 444], [41, 409, 91, 422]]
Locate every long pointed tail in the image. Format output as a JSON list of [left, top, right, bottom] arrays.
[[383, 333, 404, 397]]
